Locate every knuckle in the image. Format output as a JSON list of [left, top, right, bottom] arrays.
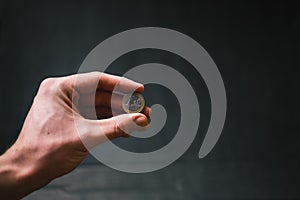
[[39, 78, 58, 95], [113, 120, 124, 138], [90, 71, 102, 76], [40, 77, 55, 88], [39, 77, 70, 95]]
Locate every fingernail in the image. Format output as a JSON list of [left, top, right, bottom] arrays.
[[134, 116, 148, 126]]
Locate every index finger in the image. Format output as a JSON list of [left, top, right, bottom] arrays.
[[99, 73, 144, 93], [70, 72, 144, 94]]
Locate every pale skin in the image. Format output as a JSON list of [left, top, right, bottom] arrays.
[[0, 72, 151, 199]]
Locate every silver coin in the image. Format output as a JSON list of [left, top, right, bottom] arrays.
[[122, 93, 145, 113]]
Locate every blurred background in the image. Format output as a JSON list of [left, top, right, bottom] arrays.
[[0, 0, 299, 199]]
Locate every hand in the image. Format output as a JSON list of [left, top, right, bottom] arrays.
[[0, 72, 150, 199]]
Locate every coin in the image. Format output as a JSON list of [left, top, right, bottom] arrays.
[[122, 92, 145, 113]]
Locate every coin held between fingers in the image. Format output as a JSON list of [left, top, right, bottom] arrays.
[[122, 93, 145, 113]]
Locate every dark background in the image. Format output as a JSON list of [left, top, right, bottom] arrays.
[[1, 0, 299, 199]]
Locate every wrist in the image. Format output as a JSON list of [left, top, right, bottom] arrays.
[[0, 146, 44, 199], [0, 149, 20, 199]]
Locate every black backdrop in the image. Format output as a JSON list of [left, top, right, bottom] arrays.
[[0, 0, 299, 199]]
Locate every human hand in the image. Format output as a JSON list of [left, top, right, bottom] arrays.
[[0, 72, 150, 199]]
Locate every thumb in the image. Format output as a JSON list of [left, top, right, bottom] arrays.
[[79, 113, 149, 149], [102, 113, 149, 139]]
